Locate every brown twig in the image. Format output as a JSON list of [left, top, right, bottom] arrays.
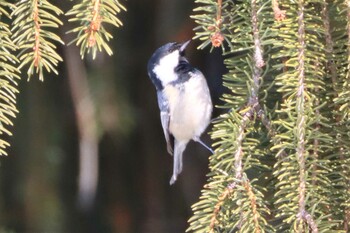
[[33, 0, 41, 68], [86, 0, 102, 47], [296, 1, 306, 231], [210, 0, 224, 47], [295, 1, 318, 232], [217, 0, 222, 23], [296, 210, 318, 233], [272, 0, 286, 21], [209, 186, 234, 232], [209, 107, 252, 232], [321, 2, 337, 90], [347, 0, 350, 68], [243, 180, 261, 233]]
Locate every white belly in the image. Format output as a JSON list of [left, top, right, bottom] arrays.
[[163, 74, 212, 141]]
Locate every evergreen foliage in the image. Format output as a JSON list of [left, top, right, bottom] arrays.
[[66, 0, 126, 59], [11, 0, 63, 81], [0, 0, 125, 155], [188, 0, 350, 232], [1, 0, 350, 231], [0, 2, 20, 156]]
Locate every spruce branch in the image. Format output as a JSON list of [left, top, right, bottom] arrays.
[[330, 1, 350, 229], [191, 0, 232, 50], [297, 210, 318, 233], [321, 1, 337, 91], [11, 0, 64, 81], [271, 0, 336, 231], [295, 1, 310, 231], [209, 185, 233, 232], [66, 0, 126, 59], [189, 1, 275, 232], [0, 1, 20, 155], [335, 0, 350, 119], [210, 0, 224, 47], [243, 179, 262, 233], [190, 0, 350, 231]]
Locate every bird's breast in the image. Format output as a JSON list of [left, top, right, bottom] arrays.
[[163, 73, 212, 141]]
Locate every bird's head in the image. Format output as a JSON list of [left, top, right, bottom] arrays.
[[147, 40, 191, 90]]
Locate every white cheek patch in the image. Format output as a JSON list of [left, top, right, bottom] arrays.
[[153, 51, 179, 86]]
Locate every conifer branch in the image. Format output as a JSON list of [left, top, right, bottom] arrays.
[[345, 209, 350, 232], [189, 0, 348, 231], [11, 0, 64, 81], [66, 0, 126, 59], [233, 114, 249, 180], [88, 0, 102, 47], [210, 0, 224, 47], [344, 0, 350, 104], [347, 0, 350, 68], [243, 180, 261, 233], [209, 186, 233, 232], [296, 2, 307, 230], [321, 2, 337, 90], [33, 0, 40, 68], [212, 0, 223, 46], [0, 1, 20, 155], [252, 0, 264, 80], [297, 210, 318, 233]]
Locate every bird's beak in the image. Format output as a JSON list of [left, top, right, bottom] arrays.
[[180, 40, 191, 53]]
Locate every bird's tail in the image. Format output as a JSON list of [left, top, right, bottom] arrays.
[[169, 139, 188, 185]]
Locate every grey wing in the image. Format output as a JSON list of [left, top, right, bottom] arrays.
[[157, 91, 173, 155]]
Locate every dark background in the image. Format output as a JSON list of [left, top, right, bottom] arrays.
[[0, 1, 225, 232]]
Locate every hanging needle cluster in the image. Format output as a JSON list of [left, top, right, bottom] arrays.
[[0, 2, 20, 156], [66, 0, 126, 59]]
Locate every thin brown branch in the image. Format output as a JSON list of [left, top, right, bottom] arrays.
[[209, 186, 234, 233], [217, 0, 222, 23], [297, 210, 318, 233], [345, 208, 350, 231], [86, 0, 102, 47], [251, 0, 264, 97], [272, 0, 286, 21], [311, 57, 320, 187], [234, 115, 250, 180], [347, 0, 350, 71], [33, 0, 41, 68], [251, 0, 289, 159], [295, 1, 319, 232], [296, 0, 306, 230], [321, 1, 337, 92], [210, 0, 224, 47], [243, 180, 261, 233], [209, 111, 250, 232]]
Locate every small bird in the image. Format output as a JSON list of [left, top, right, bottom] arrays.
[[147, 40, 213, 185]]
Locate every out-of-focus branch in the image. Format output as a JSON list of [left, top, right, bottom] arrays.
[[63, 41, 98, 211]]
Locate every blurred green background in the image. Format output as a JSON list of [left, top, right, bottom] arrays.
[[0, 0, 225, 232]]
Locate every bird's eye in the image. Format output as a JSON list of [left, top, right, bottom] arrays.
[[168, 43, 181, 54]]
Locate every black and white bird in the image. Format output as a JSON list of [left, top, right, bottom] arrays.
[[147, 40, 213, 185]]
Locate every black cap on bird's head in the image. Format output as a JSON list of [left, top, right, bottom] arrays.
[[149, 40, 191, 63], [147, 40, 191, 90]]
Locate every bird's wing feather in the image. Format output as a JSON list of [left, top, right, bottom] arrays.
[[157, 91, 173, 155]]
